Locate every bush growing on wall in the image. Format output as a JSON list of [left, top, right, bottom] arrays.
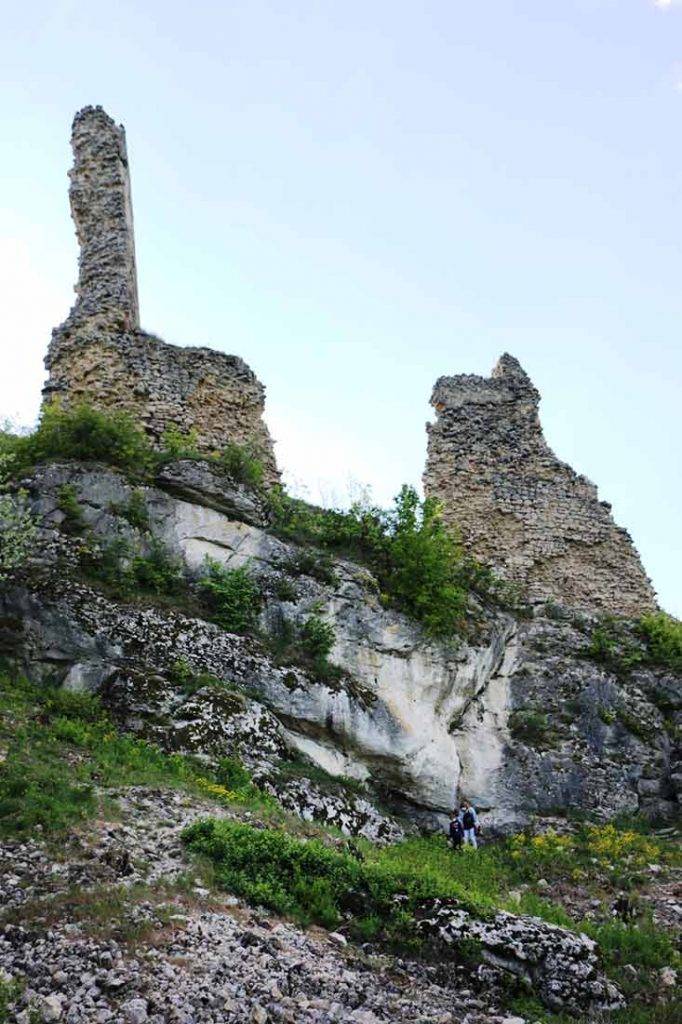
[[82, 535, 184, 600], [216, 442, 265, 488], [270, 484, 492, 637], [199, 558, 261, 634], [300, 615, 336, 662], [160, 425, 200, 460], [0, 407, 268, 491], [57, 484, 87, 535], [130, 537, 185, 596], [0, 403, 153, 477], [379, 486, 470, 637], [0, 405, 511, 638], [587, 612, 682, 675], [639, 612, 682, 673]]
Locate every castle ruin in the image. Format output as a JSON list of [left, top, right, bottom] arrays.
[[43, 107, 658, 616], [43, 106, 279, 486], [424, 354, 656, 616]]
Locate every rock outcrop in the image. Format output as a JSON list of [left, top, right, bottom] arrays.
[[43, 106, 279, 486], [424, 354, 656, 617], [418, 900, 624, 1013], [3, 461, 679, 828]]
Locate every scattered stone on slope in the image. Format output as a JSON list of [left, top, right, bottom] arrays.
[[258, 775, 406, 844], [417, 899, 623, 1014], [0, 784, 626, 1022], [0, 790, 513, 1024]]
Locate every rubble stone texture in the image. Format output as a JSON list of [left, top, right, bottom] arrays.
[[424, 354, 656, 616], [43, 106, 279, 486]]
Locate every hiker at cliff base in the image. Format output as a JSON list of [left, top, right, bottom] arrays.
[[448, 809, 464, 851], [459, 799, 480, 849]]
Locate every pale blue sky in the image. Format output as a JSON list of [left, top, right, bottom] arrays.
[[1, 1, 680, 614]]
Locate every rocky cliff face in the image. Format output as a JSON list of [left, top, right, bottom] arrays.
[[3, 460, 678, 834]]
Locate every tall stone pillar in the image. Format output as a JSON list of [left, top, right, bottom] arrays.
[[67, 105, 139, 330], [42, 105, 280, 488]]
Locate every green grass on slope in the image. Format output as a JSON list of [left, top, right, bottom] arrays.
[[0, 977, 22, 1024], [368, 832, 682, 1023], [1, 670, 679, 1024], [359, 824, 681, 908], [183, 819, 681, 1022], [181, 817, 494, 950], [0, 672, 279, 837]]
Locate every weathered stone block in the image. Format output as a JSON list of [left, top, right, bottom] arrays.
[[417, 899, 623, 1012], [155, 458, 267, 526]]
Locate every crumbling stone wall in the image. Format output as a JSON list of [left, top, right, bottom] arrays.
[[424, 354, 656, 616], [44, 106, 279, 485], [65, 105, 140, 333]]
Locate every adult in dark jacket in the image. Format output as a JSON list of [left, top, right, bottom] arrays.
[[458, 800, 480, 849]]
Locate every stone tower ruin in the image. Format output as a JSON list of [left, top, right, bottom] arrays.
[[424, 354, 656, 616], [44, 106, 279, 485]]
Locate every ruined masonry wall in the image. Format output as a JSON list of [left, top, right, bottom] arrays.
[[424, 354, 656, 616], [44, 106, 279, 486], [44, 330, 277, 480], [66, 105, 139, 332]]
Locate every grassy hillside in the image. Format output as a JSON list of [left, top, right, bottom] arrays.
[[0, 670, 679, 1023]]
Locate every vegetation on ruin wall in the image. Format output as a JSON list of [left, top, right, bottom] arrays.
[[4, 405, 680, 649], [0, 404, 153, 477], [0, 403, 265, 487]]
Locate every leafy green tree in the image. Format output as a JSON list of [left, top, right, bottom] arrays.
[[269, 484, 502, 638], [300, 615, 336, 661], [379, 486, 468, 637], [217, 442, 265, 488]]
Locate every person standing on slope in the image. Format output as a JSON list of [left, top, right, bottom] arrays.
[[459, 799, 480, 849], [448, 808, 464, 851]]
